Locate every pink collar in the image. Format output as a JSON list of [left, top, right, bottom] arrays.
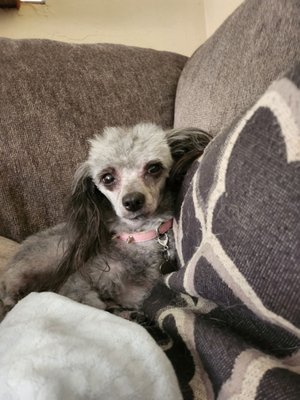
[[114, 218, 173, 244]]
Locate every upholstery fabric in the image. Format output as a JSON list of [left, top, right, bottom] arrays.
[[0, 38, 187, 242], [0, 236, 19, 273], [174, 0, 300, 137], [144, 65, 300, 399]]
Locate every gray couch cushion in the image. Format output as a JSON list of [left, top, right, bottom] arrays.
[[174, 0, 300, 136], [0, 39, 186, 242]]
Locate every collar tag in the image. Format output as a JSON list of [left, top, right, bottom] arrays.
[[157, 232, 169, 248], [126, 235, 135, 244]]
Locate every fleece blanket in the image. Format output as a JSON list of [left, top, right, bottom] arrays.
[[0, 292, 182, 400]]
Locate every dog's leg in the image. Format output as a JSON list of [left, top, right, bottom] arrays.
[[0, 225, 66, 320], [59, 272, 107, 310]]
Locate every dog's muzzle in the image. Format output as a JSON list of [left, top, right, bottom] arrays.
[[122, 192, 145, 212]]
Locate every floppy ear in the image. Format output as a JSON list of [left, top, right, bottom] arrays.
[[53, 163, 112, 289], [166, 127, 212, 184]]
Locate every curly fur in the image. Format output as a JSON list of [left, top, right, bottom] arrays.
[[0, 123, 211, 320]]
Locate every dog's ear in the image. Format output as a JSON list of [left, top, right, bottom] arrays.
[[54, 163, 112, 289], [166, 127, 212, 184]]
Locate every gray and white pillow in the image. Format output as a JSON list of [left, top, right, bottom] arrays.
[[145, 65, 300, 399]]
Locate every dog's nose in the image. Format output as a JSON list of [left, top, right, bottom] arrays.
[[122, 192, 145, 212]]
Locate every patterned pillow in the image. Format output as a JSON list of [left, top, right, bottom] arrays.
[[144, 65, 300, 399]]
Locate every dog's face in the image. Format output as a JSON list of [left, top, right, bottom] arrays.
[[87, 124, 173, 222]]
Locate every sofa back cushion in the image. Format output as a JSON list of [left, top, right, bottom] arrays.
[[174, 0, 300, 137], [0, 39, 186, 241]]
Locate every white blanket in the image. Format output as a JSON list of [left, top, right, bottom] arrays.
[[0, 293, 182, 400]]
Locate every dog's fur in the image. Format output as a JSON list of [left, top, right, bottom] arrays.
[[0, 123, 210, 320]]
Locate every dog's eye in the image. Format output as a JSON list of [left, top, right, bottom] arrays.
[[146, 163, 163, 175], [101, 173, 115, 186]]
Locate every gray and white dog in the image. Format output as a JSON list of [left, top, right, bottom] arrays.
[[0, 123, 210, 320]]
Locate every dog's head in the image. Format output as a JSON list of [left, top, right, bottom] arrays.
[[87, 123, 173, 222], [57, 123, 210, 280], [77, 123, 211, 223]]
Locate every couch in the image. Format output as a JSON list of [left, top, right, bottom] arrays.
[[0, 0, 299, 398]]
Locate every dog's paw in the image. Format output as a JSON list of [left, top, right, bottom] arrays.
[[63, 290, 107, 310], [107, 307, 133, 320], [0, 295, 16, 322], [107, 307, 149, 325], [80, 292, 107, 310], [0, 279, 19, 322], [0, 300, 5, 322]]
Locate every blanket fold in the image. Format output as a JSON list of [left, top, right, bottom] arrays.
[[0, 292, 182, 400]]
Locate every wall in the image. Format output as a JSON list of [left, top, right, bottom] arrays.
[[0, 0, 243, 56], [204, 0, 243, 38]]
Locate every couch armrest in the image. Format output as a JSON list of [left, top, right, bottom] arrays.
[[0, 237, 20, 274], [175, 0, 300, 136]]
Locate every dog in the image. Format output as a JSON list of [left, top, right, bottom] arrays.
[[0, 123, 210, 320]]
